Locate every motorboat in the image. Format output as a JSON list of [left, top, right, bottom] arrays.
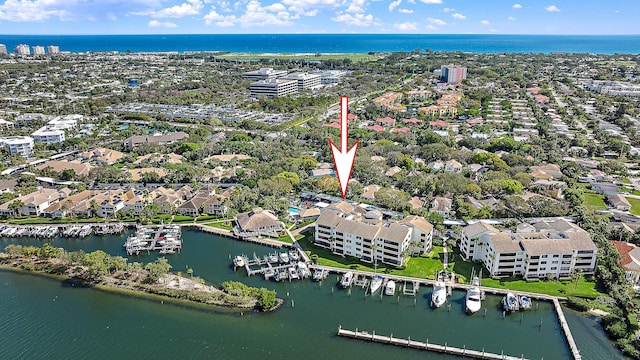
[[519, 295, 532, 310], [264, 268, 275, 280], [233, 256, 245, 267], [465, 276, 482, 314], [288, 267, 299, 280], [340, 272, 354, 288], [502, 292, 520, 312], [431, 281, 447, 308], [269, 253, 278, 263], [384, 280, 396, 296], [297, 262, 310, 278], [273, 270, 283, 282], [370, 275, 383, 295], [279, 252, 290, 263], [289, 250, 300, 261], [312, 268, 326, 281]]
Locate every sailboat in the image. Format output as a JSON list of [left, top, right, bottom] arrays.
[[370, 275, 383, 295], [466, 270, 482, 314]]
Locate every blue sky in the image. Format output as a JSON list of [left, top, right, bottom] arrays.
[[0, 0, 637, 35]]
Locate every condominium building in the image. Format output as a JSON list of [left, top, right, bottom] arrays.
[[0, 136, 34, 157], [47, 45, 60, 54], [440, 65, 468, 84], [460, 219, 597, 279], [282, 72, 322, 90], [311, 70, 346, 85], [314, 203, 433, 266], [0, 44, 6, 54], [250, 78, 298, 98], [14, 44, 30, 55], [32, 46, 45, 55], [32, 127, 66, 144], [242, 67, 287, 80]]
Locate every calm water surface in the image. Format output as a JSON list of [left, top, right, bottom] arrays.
[[0, 229, 620, 359]]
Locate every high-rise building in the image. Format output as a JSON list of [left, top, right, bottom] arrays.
[[0, 44, 7, 54], [47, 45, 60, 54], [249, 79, 298, 98], [32, 46, 45, 55], [440, 65, 468, 84], [14, 44, 30, 55], [281, 72, 322, 90]]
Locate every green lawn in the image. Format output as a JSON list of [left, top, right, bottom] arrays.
[[481, 277, 603, 299], [621, 177, 632, 185], [627, 197, 640, 215], [208, 221, 233, 231], [583, 193, 607, 210]]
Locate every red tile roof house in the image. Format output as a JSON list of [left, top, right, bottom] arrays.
[[526, 87, 541, 95], [429, 120, 449, 128], [611, 241, 640, 289], [323, 123, 341, 129], [366, 125, 385, 132], [391, 127, 410, 134], [377, 117, 396, 126], [347, 114, 357, 120], [403, 118, 422, 125]]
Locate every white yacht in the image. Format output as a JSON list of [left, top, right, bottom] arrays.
[[465, 276, 482, 314], [297, 262, 310, 278], [431, 281, 447, 308], [312, 268, 326, 281], [370, 275, 383, 295], [519, 295, 532, 310], [279, 252, 290, 263], [233, 256, 245, 267], [503, 292, 520, 312], [288, 267, 299, 280], [289, 250, 300, 261], [340, 272, 354, 288], [384, 280, 396, 296]]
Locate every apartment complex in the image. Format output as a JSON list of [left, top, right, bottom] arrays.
[[0, 136, 34, 157], [460, 219, 598, 279], [124, 132, 189, 150], [314, 202, 433, 266], [32, 46, 45, 55], [14, 44, 30, 55], [0, 44, 6, 54], [242, 67, 287, 80], [250, 78, 298, 98], [311, 70, 346, 85], [47, 45, 60, 54], [440, 65, 468, 84], [31, 127, 65, 144]]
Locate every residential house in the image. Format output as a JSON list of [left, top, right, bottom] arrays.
[[608, 194, 632, 211], [36, 160, 93, 177], [0, 188, 61, 217], [529, 179, 567, 199], [591, 182, 619, 195], [234, 208, 282, 239], [444, 159, 463, 173], [80, 147, 126, 164], [430, 197, 452, 216], [611, 241, 640, 290]]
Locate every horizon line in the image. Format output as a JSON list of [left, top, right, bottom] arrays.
[[1, 33, 640, 36]]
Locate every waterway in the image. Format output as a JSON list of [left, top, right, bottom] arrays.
[[0, 229, 621, 359]]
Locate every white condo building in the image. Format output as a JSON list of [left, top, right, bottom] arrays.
[[242, 67, 287, 80], [32, 46, 45, 55], [311, 70, 347, 85], [250, 78, 298, 98], [314, 202, 433, 266], [0, 44, 6, 54], [459, 219, 597, 279], [282, 72, 322, 90], [14, 44, 30, 55], [0, 136, 34, 157], [47, 45, 60, 54], [32, 127, 66, 144]]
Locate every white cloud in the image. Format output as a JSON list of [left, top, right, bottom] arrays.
[[508, 16, 515, 20], [490, 28, 497, 32], [282, 0, 340, 16], [389, 0, 402, 12], [346, 0, 366, 13], [148, 19, 178, 27], [0, 0, 69, 21], [394, 21, 417, 31], [332, 12, 376, 26], [427, 17, 446, 26], [481, 19, 490, 25], [451, 12, 465, 20], [545, 5, 560, 12], [442, 7, 453, 13], [512, 3, 522, 9], [204, 0, 296, 27], [419, 0, 442, 3], [425, 24, 437, 30], [204, 8, 236, 26], [398, 8, 413, 14], [151, 0, 203, 18]]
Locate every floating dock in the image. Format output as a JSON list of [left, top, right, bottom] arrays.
[[124, 224, 182, 256], [337, 326, 528, 360]]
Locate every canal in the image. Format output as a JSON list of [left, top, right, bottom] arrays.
[[0, 229, 621, 359]]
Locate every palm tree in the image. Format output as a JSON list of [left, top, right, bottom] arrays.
[[8, 199, 24, 216]]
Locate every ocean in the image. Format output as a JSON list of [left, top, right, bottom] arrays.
[[0, 34, 639, 54]]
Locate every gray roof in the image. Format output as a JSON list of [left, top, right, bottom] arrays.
[[463, 221, 499, 238], [335, 220, 380, 240], [235, 208, 280, 231], [376, 223, 410, 244], [316, 210, 343, 228], [490, 233, 522, 253]]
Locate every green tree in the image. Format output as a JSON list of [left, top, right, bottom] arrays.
[[145, 257, 172, 282]]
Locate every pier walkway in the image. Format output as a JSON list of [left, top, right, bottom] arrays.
[[311, 264, 581, 359], [337, 326, 527, 360]]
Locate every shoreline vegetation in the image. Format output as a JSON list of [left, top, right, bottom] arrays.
[[0, 243, 281, 312]]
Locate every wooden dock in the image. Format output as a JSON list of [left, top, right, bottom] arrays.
[[337, 326, 527, 359], [553, 298, 582, 360]]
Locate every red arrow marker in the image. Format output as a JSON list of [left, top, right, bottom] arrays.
[[329, 96, 359, 199]]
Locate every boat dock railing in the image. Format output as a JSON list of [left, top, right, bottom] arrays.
[[337, 326, 528, 360]]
